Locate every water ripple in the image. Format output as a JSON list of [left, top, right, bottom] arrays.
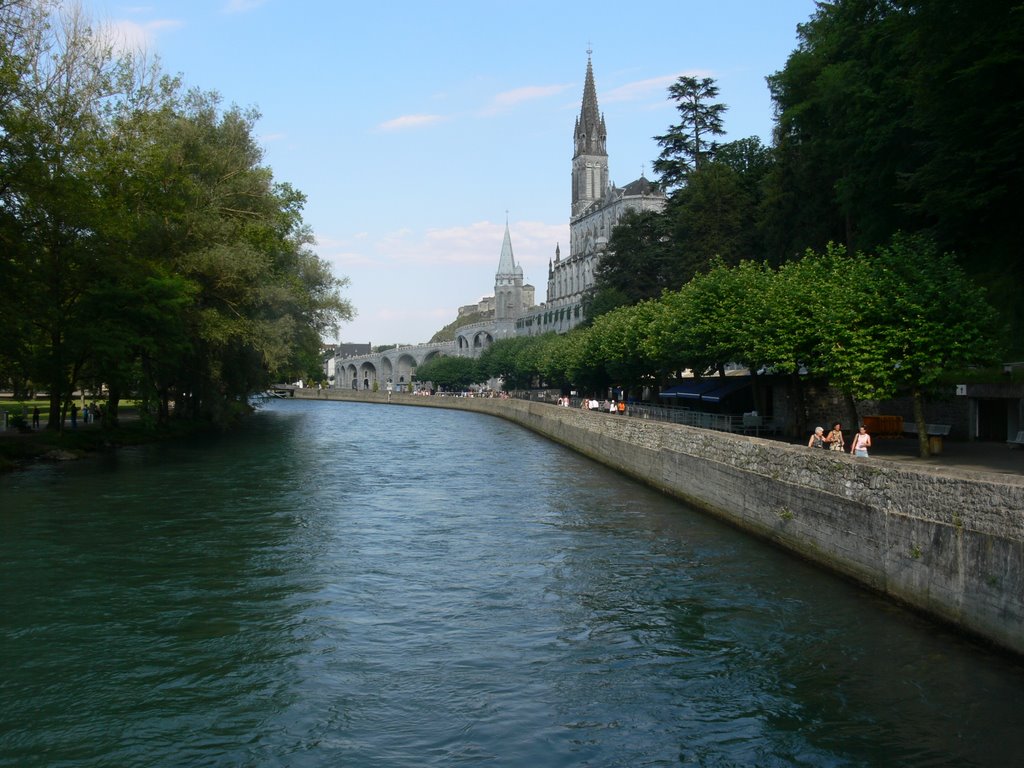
[[2, 399, 1023, 767]]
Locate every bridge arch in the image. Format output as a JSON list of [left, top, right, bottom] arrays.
[[358, 362, 377, 390], [333, 340, 487, 391], [394, 353, 417, 391], [341, 363, 359, 389], [472, 331, 494, 350], [378, 352, 420, 392]]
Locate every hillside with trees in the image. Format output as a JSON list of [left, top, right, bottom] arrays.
[[430, 311, 490, 343]]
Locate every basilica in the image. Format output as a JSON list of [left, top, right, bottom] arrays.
[[468, 53, 667, 341], [331, 55, 667, 386]]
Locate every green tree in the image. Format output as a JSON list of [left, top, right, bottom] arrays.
[[529, 333, 574, 391], [898, 0, 1024, 349], [125, 90, 350, 423], [647, 260, 772, 383], [652, 76, 727, 189], [414, 355, 480, 392], [588, 209, 674, 319], [589, 301, 660, 398], [0, 3, 132, 429], [0, 3, 352, 427], [756, 245, 864, 435], [713, 136, 774, 197], [823, 233, 1002, 456], [764, 0, 919, 257], [476, 336, 538, 390], [763, 0, 1023, 350], [546, 327, 608, 397], [667, 162, 756, 275]]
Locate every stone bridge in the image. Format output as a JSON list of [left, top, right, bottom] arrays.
[[333, 321, 510, 391]]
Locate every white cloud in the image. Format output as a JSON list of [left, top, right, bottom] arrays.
[[317, 217, 568, 343], [101, 18, 183, 53], [370, 221, 557, 268], [603, 70, 712, 104], [224, 0, 268, 13], [377, 114, 446, 132], [375, 306, 451, 322], [480, 83, 572, 115]]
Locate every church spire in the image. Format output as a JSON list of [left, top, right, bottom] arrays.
[[571, 49, 609, 219], [497, 220, 517, 276], [575, 50, 606, 157], [495, 220, 523, 323]]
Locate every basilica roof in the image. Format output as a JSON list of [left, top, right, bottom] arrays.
[[619, 176, 664, 197]]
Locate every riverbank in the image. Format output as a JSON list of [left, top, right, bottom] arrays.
[[297, 388, 1024, 657], [0, 411, 221, 473]]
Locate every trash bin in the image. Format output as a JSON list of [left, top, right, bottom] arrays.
[[928, 435, 943, 454]]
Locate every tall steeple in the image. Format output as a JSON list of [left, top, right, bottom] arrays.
[[494, 221, 523, 322], [496, 220, 517, 276], [571, 50, 609, 219]]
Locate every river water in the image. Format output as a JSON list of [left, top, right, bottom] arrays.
[[1, 398, 1022, 767]]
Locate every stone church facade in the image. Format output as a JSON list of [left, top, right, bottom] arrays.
[[514, 53, 666, 337]]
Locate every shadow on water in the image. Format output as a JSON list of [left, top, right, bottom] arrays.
[[1, 398, 1023, 767]]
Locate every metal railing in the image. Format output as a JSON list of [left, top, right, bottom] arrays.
[[513, 392, 777, 436]]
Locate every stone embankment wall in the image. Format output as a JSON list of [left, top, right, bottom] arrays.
[[299, 389, 1024, 656]]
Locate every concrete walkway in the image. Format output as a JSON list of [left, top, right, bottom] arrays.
[[794, 435, 1024, 480]]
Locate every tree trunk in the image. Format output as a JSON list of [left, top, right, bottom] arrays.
[[789, 371, 806, 439], [158, 387, 170, 425], [844, 392, 859, 435], [48, 390, 63, 433], [105, 386, 121, 429], [912, 387, 930, 458]]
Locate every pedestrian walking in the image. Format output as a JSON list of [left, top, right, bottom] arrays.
[[825, 423, 844, 452], [851, 426, 872, 457]]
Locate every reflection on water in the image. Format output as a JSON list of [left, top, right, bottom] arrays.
[[1, 398, 1022, 767]]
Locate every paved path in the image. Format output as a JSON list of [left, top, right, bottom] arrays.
[[796, 436, 1024, 480]]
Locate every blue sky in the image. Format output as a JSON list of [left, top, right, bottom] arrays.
[[93, 0, 818, 345]]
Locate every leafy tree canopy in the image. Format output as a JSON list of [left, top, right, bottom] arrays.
[[652, 76, 727, 189], [414, 355, 480, 392], [0, 0, 353, 426]]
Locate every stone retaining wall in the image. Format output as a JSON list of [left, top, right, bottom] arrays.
[[299, 389, 1024, 656]]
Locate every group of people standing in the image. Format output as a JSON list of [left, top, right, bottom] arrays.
[[808, 422, 872, 457], [575, 397, 626, 414]]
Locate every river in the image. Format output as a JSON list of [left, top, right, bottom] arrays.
[[1, 398, 1022, 767]]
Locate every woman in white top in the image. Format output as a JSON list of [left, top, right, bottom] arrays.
[[851, 426, 872, 457]]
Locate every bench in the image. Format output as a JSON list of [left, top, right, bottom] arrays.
[[740, 413, 778, 437], [903, 423, 951, 454], [903, 423, 951, 436], [1009, 431, 1024, 448]]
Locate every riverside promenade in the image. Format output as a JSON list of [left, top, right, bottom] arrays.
[[296, 388, 1024, 657], [296, 387, 1024, 479]]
